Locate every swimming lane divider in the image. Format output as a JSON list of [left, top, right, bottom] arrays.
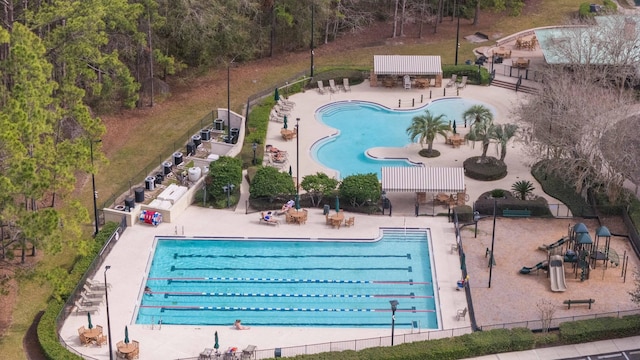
[[138, 305, 435, 312], [174, 253, 411, 259], [147, 276, 431, 285], [150, 291, 433, 298], [169, 266, 412, 271]]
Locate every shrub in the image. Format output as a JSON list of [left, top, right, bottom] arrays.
[[338, 173, 380, 207], [602, 0, 617, 12], [249, 166, 295, 200], [511, 180, 535, 200], [474, 190, 552, 216], [463, 156, 507, 181], [578, 2, 593, 18], [206, 156, 243, 204], [491, 189, 505, 198]]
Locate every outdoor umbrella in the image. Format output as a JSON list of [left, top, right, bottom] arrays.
[[452, 120, 457, 134], [288, 165, 292, 177], [335, 196, 340, 213], [283, 115, 288, 129], [87, 313, 93, 329], [214, 331, 219, 351], [274, 87, 280, 101], [295, 194, 301, 211], [124, 326, 130, 344], [460, 252, 466, 271]]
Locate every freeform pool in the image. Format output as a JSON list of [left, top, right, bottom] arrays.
[[137, 229, 439, 329], [312, 98, 495, 179]]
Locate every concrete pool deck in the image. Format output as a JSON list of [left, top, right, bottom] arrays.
[[61, 79, 578, 359]]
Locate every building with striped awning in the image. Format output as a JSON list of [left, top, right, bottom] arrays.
[[371, 55, 443, 88], [381, 167, 465, 193]]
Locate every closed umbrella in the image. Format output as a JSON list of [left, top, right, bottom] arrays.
[[124, 326, 130, 344], [335, 196, 340, 213], [460, 252, 466, 271], [452, 120, 457, 134], [214, 331, 219, 351], [288, 165, 292, 177], [283, 115, 288, 129], [274, 87, 280, 101], [87, 312, 93, 329], [295, 194, 300, 211]]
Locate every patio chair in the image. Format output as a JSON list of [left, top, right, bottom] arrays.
[[86, 278, 111, 290], [317, 80, 326, 94], [457, 76, 468, 89], [274, 104, 290, 115], [82, 284, 105, 298], [80, 293, 104, 306], [279, 97, 295, 107], [277, 99, 294, 110], [328, 79, 339, 93], [96, 334, 108, 347], [75, 302, 100, 315], [79, 332, 91, 346], [446, 74, 457, 87], [344, 217, 355, 227], [343, 78, 351, 92], [269, 109, 285, 123], [259, 212, 279, 226], [78, 326, 86, 336], [456, 307, 467, 320]]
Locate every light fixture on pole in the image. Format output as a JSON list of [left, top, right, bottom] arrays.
[[488, 199, 497, 288], [104, 265, 113, 360], [252, 142, 257, 165], [296, 118, 300, 195], [389, 300, 399, 346], [222, 184, 235, 208], [473, 211, 480, 238], [90, 139, 102, 236]]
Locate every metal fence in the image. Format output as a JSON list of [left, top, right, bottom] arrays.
[[55, 216, 127, 360]]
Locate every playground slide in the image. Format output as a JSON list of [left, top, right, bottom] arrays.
[[538, 237, 568, 251], [549, 255, 567, 292], [519, 261, 548, 274]]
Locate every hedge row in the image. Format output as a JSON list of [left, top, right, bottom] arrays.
[[287, 328, 536, 360], [37, 222, 120, 360], [560, 316, 640, 343]]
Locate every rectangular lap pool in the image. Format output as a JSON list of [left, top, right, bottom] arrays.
[[136, 229, 439, 329]]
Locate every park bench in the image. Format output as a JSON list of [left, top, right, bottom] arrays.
[[563, 299, 595, 309], [502, 209, 531, 217]]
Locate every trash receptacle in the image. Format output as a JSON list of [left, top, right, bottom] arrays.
[[274, 348, 281, 358], [323, 204, 330, 215]]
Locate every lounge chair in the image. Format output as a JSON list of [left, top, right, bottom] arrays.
[[343, 78, 351, 92], [259, 212, 279, 226], [277, 99, 294, 110], [457, 76, 468, 89], [86, 278, 111, 290], [241, 345, 257, 360], [317, 80, 326, 94], [456, 307, 467, 320], [82, 284, 105, 299], [269, 109, 285, 123], [279, 97, 295, 107], [80, 293, 104, 306], [274, 104, 290, 115], [446, 74, 457, 88], [75, 302, 100, 315], [328, 79, 339, 93]]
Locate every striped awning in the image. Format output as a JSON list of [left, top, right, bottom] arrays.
[[374, 55, 443, 75], [381, 167, 465, 193]]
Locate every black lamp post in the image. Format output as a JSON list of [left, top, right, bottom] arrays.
[[310, 2, 315, 77], [296, 118, 300, 195], [389, 300, 399, 346], [90, 139, 102, 236], [473, 211, 480, 238], [222, 184, 235, 208], [488, 199, 497, 288], [226, 56, 237, 139], [454, 0, 460, 66], [104, 265, 113, 360], [252, 142, 257, 165]]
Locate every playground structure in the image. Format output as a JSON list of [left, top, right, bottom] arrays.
[[520, 222, 627, 291]]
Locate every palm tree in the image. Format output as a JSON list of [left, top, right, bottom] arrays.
[[464, 105, 495, 159], [492, 123, 519, 161], [406, 110, 449, 154], [512, 180, 535, 200]]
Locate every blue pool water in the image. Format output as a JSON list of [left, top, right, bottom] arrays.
[[137, 229, 438, 329], [313, 98, 495, 178]]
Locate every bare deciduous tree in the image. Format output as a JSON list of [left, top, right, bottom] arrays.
[[537, 299, 556, 333]]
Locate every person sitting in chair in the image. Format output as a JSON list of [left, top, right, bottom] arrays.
[[234, 319, 250, 330]]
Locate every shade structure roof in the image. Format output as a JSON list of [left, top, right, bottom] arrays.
[[381, 167, 465, 193], [374, 55, 443, 76]]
